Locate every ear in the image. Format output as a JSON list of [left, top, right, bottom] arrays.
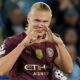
[[27, 11, 31, 24], [27, 14, 30, 24]]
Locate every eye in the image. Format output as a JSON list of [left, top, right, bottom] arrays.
[[34, 19, 41, 22], [43, 20, 48, 23]]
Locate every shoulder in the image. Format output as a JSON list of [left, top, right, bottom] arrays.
[[0, 32, 26, 56], [4, 32, 26, 45]]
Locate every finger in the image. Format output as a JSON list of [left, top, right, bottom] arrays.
[[44, 26, 53, 37], [30, 38, 47, 45], [37, 39, 47, 43], [44, 27, 59, 42], [44, 27, 59, 38], [29, 39, 37, 45]]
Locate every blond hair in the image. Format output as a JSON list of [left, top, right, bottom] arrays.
[[26, 2, 52, 30], [28, 2, 52, 16]]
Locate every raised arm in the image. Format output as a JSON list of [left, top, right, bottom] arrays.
[[44, 26, 73, 73], [0, 32, 39, 76]]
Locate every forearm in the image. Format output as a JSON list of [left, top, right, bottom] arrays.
[[57, 43, 73, 73], [0, 43, 25, 76]]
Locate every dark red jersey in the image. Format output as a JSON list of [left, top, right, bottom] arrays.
[[0, 32, 59, 80]]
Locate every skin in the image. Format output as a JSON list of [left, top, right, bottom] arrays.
[[0, 9, 73, 76], [23, 10, 73, 73], [27, 10, 51, 37]]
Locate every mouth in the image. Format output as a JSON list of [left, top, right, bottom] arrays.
[[35, 27, 45, 33], [37, 29, 44, 33]]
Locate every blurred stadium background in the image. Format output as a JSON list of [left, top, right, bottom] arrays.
[[0, 0, 80, 80]]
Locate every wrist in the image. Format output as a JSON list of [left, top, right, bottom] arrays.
[[56, 41, 64, 45], [57, 43, 65, 47], [18, 43, 28, 49]]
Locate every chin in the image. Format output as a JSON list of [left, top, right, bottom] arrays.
[[35, 29, 43, 33]]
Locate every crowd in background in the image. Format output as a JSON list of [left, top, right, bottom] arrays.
[[0, 0, 80, 80]]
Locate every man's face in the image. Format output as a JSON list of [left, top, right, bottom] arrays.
[[27, 10, 52, 35]]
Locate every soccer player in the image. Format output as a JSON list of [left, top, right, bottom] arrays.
[[0, 2, 73, 80]]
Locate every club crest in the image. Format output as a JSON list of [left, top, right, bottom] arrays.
[[46, 48, 54, 57], [35, 49, 43, 59]]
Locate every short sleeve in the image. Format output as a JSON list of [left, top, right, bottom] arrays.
[[0, 37, 17, 57]]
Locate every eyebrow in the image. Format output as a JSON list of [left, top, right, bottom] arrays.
[[34, 19, 48, 22], [34, 19, 41, 22]]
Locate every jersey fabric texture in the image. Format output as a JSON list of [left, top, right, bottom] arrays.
[[0, 32, 58, 80]]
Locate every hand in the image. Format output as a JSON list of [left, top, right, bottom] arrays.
[[21, 31, 46, 47], [44, 27, 63, 45]]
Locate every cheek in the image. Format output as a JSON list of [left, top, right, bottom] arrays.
[[32, 22, 39, 26], [45, 22, 50, 27], [29, 20, 36, 26]]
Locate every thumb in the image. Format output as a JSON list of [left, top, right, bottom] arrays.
[[36, 38, 47, 43]]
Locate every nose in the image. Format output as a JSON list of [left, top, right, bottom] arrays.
[[38, 22, 44, 28]]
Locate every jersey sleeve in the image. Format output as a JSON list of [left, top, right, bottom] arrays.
[[0, 37, 17, 57]]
